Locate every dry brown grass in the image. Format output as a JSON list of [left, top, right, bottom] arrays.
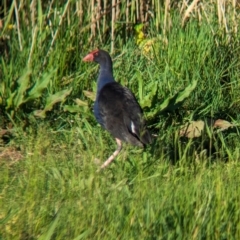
[[0, 0, 239, 52], [0, 146, 23, 164]]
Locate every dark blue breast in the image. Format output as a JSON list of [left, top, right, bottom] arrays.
[[94, 72, 115, 128], [93, 101, 104, 127]]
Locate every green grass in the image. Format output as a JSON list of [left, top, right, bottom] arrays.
[[1, 2, 240, 239], [1, 126, 240, 239]]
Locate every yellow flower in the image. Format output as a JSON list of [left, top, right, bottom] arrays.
[[134, 24, 145, 45], [7, 24, 15, 30]]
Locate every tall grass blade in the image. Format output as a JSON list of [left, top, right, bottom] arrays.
[[1, 1, 15, 35], [38, 213, 60, 240], [72, 230, 90, 240], [37, 0, 43, 32]]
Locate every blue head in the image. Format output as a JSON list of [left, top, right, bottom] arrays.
[[83, 49, 115, 93]]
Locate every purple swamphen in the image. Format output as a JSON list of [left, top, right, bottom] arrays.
[[83, 49, 152, 169]]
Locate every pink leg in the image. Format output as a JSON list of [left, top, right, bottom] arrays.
[[98, 138, 122, 171]]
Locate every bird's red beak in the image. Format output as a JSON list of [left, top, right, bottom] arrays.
[[83, 49, 99, 62], [83, 53, 94, 62]]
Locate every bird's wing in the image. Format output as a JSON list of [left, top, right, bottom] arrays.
[[97, 82, 151, 145]]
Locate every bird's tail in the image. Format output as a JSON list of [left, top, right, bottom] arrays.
[[140, 128, 152, 146]]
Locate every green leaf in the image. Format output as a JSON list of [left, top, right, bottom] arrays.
[[33, 109, 47, 118], [63, 105, 83, 113], [160, 80, 198, 111], [13, 69, 31, 109], [147, 80, 198, 120], [74, 98, 88, 106], [140, 82, 158, 108], [83, 90, 95, 101], [34, 88, 72, 118], [44, 88, 72, 112], [175, 79, 198, 104], [24, 70, 55, 103], [6, 91, 16, 109]]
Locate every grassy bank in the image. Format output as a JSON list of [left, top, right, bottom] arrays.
[[1, 126, 240, 239]]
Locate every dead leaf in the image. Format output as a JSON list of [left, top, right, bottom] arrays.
[[213, 119, 234, 130], [0, 129, 9, 137], [180, 120, 205, 138], [180, 118, 235, 138]]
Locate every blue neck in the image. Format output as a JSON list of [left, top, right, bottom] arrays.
[[97, 67, 115, 95]]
